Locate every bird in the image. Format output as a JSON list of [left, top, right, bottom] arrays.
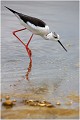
[[5, 6, 67, 61]]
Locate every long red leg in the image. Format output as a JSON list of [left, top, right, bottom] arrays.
[[25, 34, 34, 61], [26, 34, 34, 46], [13, 28, 33, 80], [26, 60, 32, 80], [13, 28, 26, 47], [13, 28, 33, 60]]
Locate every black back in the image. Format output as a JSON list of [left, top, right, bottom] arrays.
[[5, 6, 46, 27], [19, 13, 46, 27]]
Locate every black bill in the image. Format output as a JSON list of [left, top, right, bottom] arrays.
[[58, 40, 67, 52]]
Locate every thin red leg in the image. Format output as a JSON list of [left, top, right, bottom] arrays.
[[26, 60, 32, 80], [13, 28, 34, 80], [25, 34, 34, 61], [13, 28, 26, 47], [26, 34, 34, 46], [13, 28, 33, 61]]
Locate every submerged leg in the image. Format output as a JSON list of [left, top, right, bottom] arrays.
[[13, 28, 33, 80], [26, 60, 32, 80]]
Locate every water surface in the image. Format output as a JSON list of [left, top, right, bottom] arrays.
[[1, 1, 79, 119]]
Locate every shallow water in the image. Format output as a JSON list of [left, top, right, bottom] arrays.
[[1, 1, 79, 119]]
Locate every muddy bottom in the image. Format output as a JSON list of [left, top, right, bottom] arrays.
[[1, 93, 79, 119], [1, 106, 79, 119]]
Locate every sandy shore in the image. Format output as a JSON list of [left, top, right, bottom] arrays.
[[1, 106, 79, 119], [1, 93, 79, 119]]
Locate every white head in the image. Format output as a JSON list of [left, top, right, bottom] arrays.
[[46, 32, 67, 52], [46, 32, 59, 41]]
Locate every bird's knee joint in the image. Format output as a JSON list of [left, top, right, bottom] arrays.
[[13, 31, 16, 35]]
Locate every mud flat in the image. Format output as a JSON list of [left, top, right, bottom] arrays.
[[1, 93, 79, 119]]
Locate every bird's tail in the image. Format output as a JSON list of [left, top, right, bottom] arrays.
[[4, 6, 18, 14]]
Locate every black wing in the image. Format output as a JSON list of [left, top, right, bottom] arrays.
[[5, 6, 46, 27]]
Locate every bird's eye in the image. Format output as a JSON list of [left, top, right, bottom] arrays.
[[54, 36, 57, 38]]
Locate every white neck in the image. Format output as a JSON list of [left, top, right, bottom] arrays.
[[43, 32, 60, 41], [43, 32, 54, 40]]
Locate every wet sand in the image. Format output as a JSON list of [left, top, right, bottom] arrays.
[[1, 1, 79, 119], [1, 93, 79, 119], [1, 107, 79, 119]]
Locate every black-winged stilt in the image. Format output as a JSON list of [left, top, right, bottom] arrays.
[[5, 6, 67, 61]]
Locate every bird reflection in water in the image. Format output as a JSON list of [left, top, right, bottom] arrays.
[[25, 59, 32, 80]]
